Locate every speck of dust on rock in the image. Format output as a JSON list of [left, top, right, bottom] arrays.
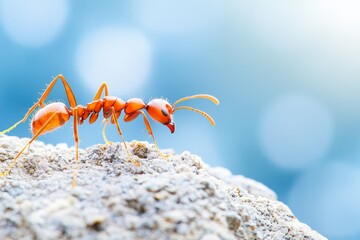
[[0, 134, 326, 240]]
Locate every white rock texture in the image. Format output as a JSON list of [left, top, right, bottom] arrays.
[[0, 135, 326, 240]]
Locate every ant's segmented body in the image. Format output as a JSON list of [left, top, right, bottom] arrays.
[[0, 74, 219, 187]]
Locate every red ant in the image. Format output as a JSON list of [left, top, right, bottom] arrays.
[[0, 74, 219, 187]]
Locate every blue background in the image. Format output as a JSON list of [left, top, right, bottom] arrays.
[[1, 1, 360, 239]]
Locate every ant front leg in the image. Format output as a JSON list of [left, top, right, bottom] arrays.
[[124, 111, 169, 159]]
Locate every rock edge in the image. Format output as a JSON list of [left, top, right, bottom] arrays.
[[0, 135, 326, 240]]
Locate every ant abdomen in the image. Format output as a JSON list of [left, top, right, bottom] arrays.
[[31, 102, 71, 136]]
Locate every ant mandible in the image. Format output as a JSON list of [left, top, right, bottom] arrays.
[[0, 74, 219, 187]]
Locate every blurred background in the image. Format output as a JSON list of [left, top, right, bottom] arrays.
[[1, 0, 360, 239]]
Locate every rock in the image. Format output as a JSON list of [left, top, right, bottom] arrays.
[[0, 135, 326, 240]]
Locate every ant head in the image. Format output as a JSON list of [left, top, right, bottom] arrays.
[[146, 94, 219, 134], [146, 99, 175, 133]]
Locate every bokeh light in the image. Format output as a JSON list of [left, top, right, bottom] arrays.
[[134, 0, 221, 35], [232, 0, 360, 50], [259, 95, 334, 170], [76, 27, 152, 96], [1, 1, 360, 238], [0, 0, 68, 47], [288, 162, 360, 238]]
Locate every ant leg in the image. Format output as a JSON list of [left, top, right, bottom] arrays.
[[91, 82, 111, 142], [138, 111, 168, 159], [101, 119, 111, 144], [72, 110, 80, 188], [0, 113, 57, 177], [110, 108, 140, 166], [39, 74, 77, 107], [1, 74, 77, 135], [92, 82, 109, 101], [0, 104, 39, 135]]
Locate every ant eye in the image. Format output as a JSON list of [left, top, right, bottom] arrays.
[[161, 108, 168, 116]]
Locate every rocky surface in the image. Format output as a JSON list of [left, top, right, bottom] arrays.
[[0, 134, 326, 240]]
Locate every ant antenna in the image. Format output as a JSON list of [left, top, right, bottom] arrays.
[[172, 94, 219, 108], [172, 94, 219, 126], [173, 106, 216, 126]]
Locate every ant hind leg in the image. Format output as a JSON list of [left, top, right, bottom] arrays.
[[0, 104, 39, 135], [1, 74, 77, 135], [0, 112, 57, 178]]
